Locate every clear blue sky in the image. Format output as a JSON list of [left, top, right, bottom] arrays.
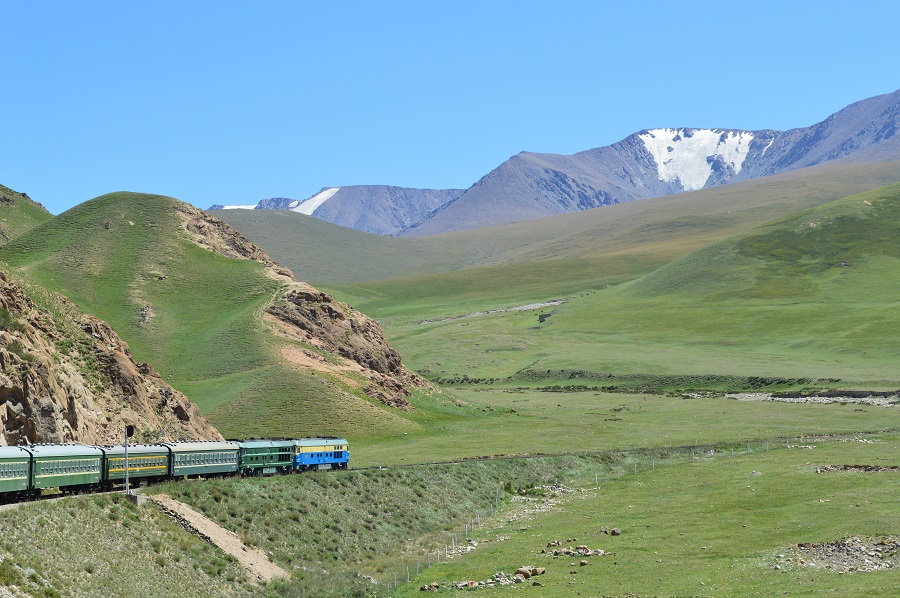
[[2, 1, 898, 214]]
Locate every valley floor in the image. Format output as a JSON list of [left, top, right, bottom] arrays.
[[391, 431, 900, 596]]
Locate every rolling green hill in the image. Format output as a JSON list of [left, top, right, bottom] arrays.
[[0, 183, 53, 243], [335, 183, 900, 388], [0, 191, 419, 440], [216, 160, 900, 292]]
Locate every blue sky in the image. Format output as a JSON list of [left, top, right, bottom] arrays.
[[2, 1, 898, 214]]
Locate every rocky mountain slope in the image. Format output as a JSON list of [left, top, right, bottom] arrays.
[[407, 88, 900, 236], [0, 265, 221, 445], [215, 89, 899, 237]]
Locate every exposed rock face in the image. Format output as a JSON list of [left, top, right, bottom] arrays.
[[177, 203, 281, 269], [267, 286, 431, 409], [175, 203, 429, 409], [0, 269, 222, 445]]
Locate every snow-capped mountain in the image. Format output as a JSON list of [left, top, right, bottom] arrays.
[[209, 88, 900, 236], [209, 186, 463, 236]]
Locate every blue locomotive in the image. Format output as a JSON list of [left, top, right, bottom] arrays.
[[0, 437, 349, 501]]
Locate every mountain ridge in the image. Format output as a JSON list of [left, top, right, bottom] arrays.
[[216, 89, 900, 237]]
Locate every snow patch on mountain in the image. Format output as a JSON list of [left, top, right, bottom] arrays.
[[218, 204, 257, 210], [292, 187, 340, 215], [638, 129, 755, 191]]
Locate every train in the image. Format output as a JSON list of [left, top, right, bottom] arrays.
[[0, 437, 349, 502]]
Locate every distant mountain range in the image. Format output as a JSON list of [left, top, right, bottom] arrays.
[[209, 89, 900, 236]]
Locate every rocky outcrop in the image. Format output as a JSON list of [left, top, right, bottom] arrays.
[[177, 203, 286, 273], [267, 285, 431, 409], [175, 202, 430, 408], [0, 268, 222, 445]]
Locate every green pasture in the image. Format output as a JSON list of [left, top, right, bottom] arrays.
[[354, 387, 900, 467], [394, 432, 900, 597], [327, 184, 900, 388]]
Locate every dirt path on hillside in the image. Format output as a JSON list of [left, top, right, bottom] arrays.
[[417, 300, 564, 324], [149, 494, 288, 583]]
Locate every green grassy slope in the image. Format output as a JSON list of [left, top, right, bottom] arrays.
[[217, 160, 900, 289], [396, 432, 900, 597], [554, 182, 900, 379], [0, 183, 53, 242], [347, 184, 900, 387], [0, 494, 251, 597], [0, 191, 413, 439]]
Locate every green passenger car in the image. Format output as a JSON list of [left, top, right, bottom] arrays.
[[162, 441, 240, 478], [28, 445, 104, 494], [101, 444, 169, 488], [237, 440, 294, 475], [0, 446, 33, 498]]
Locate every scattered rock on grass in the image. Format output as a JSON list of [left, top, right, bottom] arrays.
[[424, 567, 547, 591], [795, 536, 900, 573]]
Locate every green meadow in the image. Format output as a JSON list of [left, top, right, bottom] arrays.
[[392, 432, 900, 597], [325, 183, 900, 391]]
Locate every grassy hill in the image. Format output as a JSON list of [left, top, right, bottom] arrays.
[[0, 191, 416, 440], [216, 160, 900, 291], [0, 183, 53, 243], [329, 183, 900, 388]]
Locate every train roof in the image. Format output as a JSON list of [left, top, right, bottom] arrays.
[[236, 440, 295, 449], [100, 444, 170, 456], [26, 445, 105, 458], [293, 438, 349, 446], [160, 441, 240, 452], [0, 446, 33, 458]]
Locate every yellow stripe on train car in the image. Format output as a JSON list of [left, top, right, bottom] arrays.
[[108, 465, 167, 474]]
